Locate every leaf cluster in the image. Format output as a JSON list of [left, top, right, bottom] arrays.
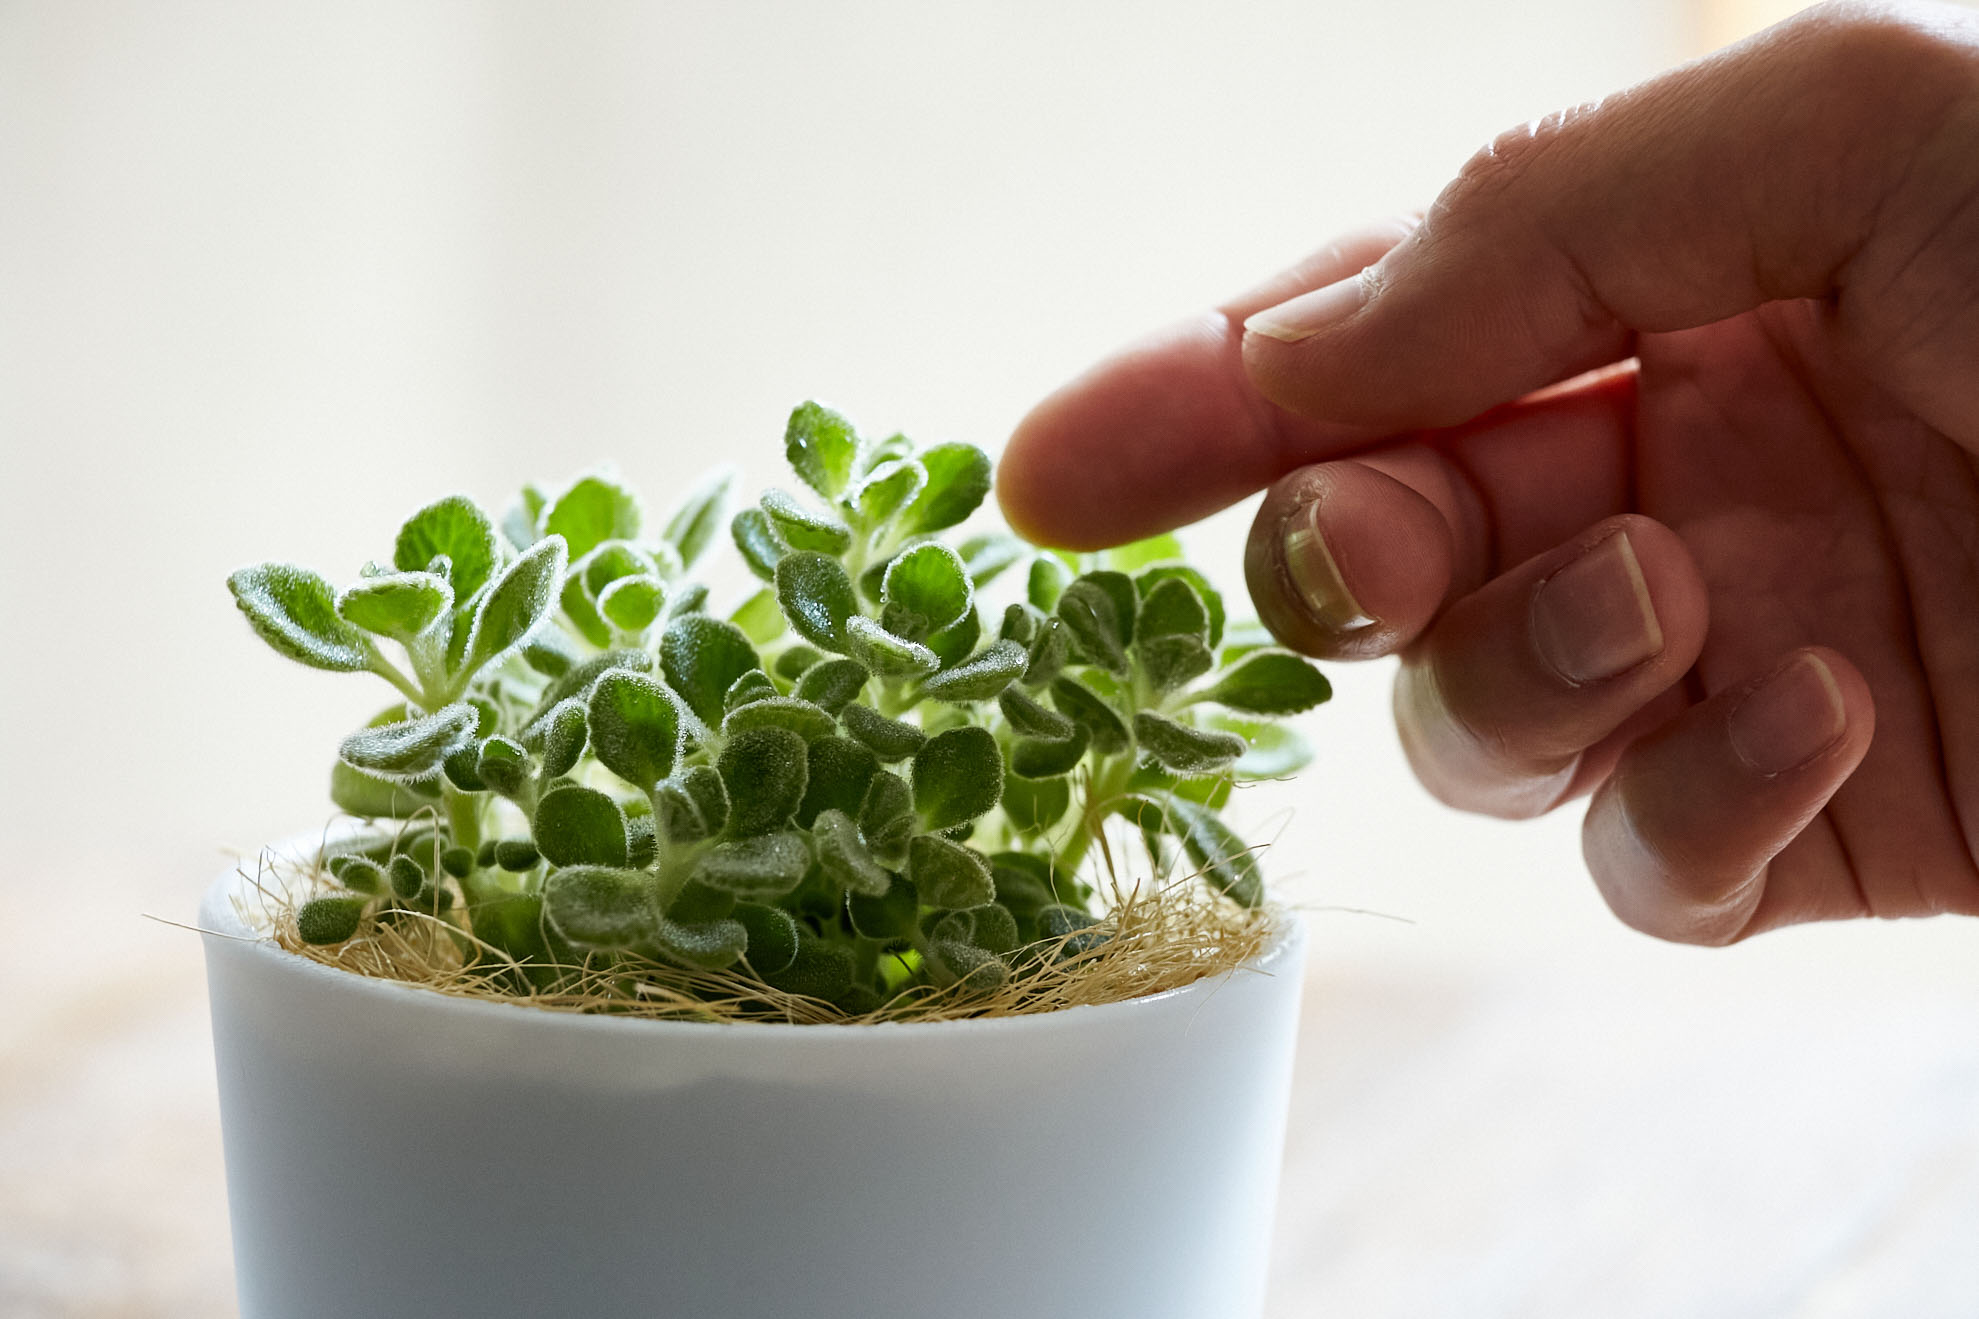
[[230, 402, 1331, 1013]]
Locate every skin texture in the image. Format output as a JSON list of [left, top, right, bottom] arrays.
[[998, 3, 1979, 944]]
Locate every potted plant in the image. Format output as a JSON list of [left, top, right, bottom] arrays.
[[204, 401, 1331, 1319]]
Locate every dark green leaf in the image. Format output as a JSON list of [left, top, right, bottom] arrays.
[[297, 896, 367, 945], [692, 831, 811, 899], [626, 812, 658, 867], [1135, 576, 1209, 643], [784, 400, 860, 499], [533, 698, 588, 778], [847, 874, 918, 940], [339, 703, 479, 781], [811, 807, 891, 896], [1048, 677, 1130, 754], [1139, 635, 1216, 693], [336, 571, 451, 642], [1002, 771, 1071, 835], [911, 726, 1003, 831], [918, 639, 1027, 703], [328, 854, 386, 895], [440, 845, 473, 879], [533, 785, 629, 867], [717, 726, 808, 836], [880, 543, 971, 641], [859, 770, 915, 868], [1000, 602, 1038, 646], [733, 902, 799, 975], [1057, 573, 1134, 673], [897, 442, 991, 535], [845, 616, 939, 677], [668, 878, 736, 925], [1133, 711, 1246, 773], [586, 669, 679, 788], [729, 587, 786, 645], [1200, 650, 1334, 715], [543, 865, 658, 948], [522, 632, 577, 678], [794, 657, 868, 715], [543, 474, 642, 560], [775, 550, 859, 652], [652, 764, 728, 844], [731, 507, 787, 582], [773, 645, 824, 682], [763, 929, 855, 1001], [661, 466, 735, 568], [798, 736, 881, 828], [461, 536, 567, 679], [998, 686, 1073, 740], [923, 606, 982, 671], [908, 834, 995, 908], [1022, 616, 1070, 687], [929, 940, 1009, 993], [494, 838, 541, 871], [660, 614, 762, 727], [722, 695, 838, 743], [394, 495, 500, 603], [839, 703, 926, 762], [1011, 724, 1090, 779], [723, 669, 779, 712], [228, 563, 373, 671], [1136, 565, 1225, 647], [388, 854, 424, 900], [761, 488, 853, 555], [475, 736, 529, 799], [1133, 790, 1263, 906], [650, 913, 750, 969], [528, 650, 654, 732]]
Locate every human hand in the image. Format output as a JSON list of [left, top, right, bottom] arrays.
[[997, 3, 1979, 944]]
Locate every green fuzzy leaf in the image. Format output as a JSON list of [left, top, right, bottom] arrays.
[[924, 607, 982, 671], [775, 551, 859, 652], [598, 574, 666, 632], [911, 726, 1003, 831], [586, 669, 679, 788], [1139, 635, 1216, 693], [1056, 575, 1133, 673], [660, 614, 762, 728], [494, 838, 541, 872], [1010, 724, 1090, 779], [228, 563, 374, 672], [811, 807, 891, 896], [388, 854, 424, 900], [668, 878, 736, 925], [988, 852, 1064, 926], [859, 770, 916, 868], [1048, 676, 1130, 754], [1027, 557, 1070, 612], [336, 571, 452, 643], [1000, 602, 1038, 646], [1135, 576, 1209, 643], [880, 543, 971, 641], [559, 572, 610, 649], [339, 703, 479, 781], [718, 726, 809, 836], [840, 703, 926, 762], [859, 431, 914, 474], [650, 913, 750, 970], [395, 495, 500, 604], [774, 645, 825, 682], [1131, 790, 1262, 906], [579, 541, 657, 596], [461, 536, 567, 679], [1040, 904, 1106, 956], [764, 929, 856, 1001], [917, 639, 1027, 703], [897, 442, 991, 535], [1200, 650, 1334, 715], [668, 582, 709, 617], [724, 669, 780, 712], [845, 616, 939, 678], [784, 400, 860, 499], [661, 466, 735, 569], [476, 737, 529, 799], [626, 812, 658, 867], [543, 474, 642, 560], [528, 649, 653, 726], [930, 940, 1009, 993], [847, 874, 918, 940], [653, 764, 729, 844], [522, 631, 578, 678], [794, 658, 868, 716], [908, 834, 995, 909], [440, 846, 474, 879], [534, 698, 589, 779], [1133, 711, 1246, 774], [328, 854, 386, 895], [729, 587, 787, 645], [761, 488, 854, 555], [443, 747, 487, 796], [1137, 565, 1225, 648], [958, 533, 1025, 586], [798, 736, 881, 828], [1022, 616, 1070, 687], [997, 686, 1073, 740], [845, 458, 925, 526], [533, 784, 629, 867], [297, 896, 367, 945], [543, 865, 658, 948], [330, 760, 441, 818], [731, 507, 787, 582], [692, 831, 812, 899], [722, 695, 838, 743], [1105, 531, 1184, 574], [1001, 771, 1071, 835], [733, 902, 799, 975], [937, 903, 1018, 955], [500, 485, 546, 553]]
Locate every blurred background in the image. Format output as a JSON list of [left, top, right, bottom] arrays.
[[4, 1, 1977, 1315]]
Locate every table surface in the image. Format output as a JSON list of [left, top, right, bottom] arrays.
[[5, 867, 1977, 1319]]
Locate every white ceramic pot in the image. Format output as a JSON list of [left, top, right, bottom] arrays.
[[200, 854, 1307, 1319]]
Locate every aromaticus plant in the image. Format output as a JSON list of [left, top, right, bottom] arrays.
[[228, 402, 1331, 1011]]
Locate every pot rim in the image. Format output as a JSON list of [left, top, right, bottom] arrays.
[[200, 838, 1304, 1043]]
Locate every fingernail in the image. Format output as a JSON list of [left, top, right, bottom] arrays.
[[1529, 531, 1663, 685], [1281, 502, 1375, 632], [1728, 652, 1847, 775], [1244, 274, 1365, 344]]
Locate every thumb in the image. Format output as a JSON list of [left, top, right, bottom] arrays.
[[1242, 4, 1979, 443]]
